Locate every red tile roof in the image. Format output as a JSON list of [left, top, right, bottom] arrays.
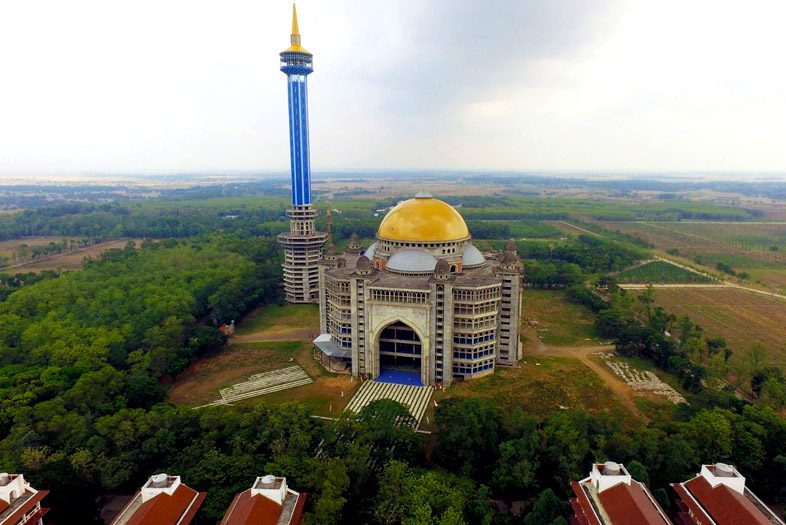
[[289, 491, 306, 525], [221, 489, 282, 525], [114, 485, 206, 525], [220, 490, 306, 525], [570, 481, 603, 525], [597, 481, 671, 525], [571, 478, 671, 525], [672, 475, 773, 525], [0, 490, 49, 525]]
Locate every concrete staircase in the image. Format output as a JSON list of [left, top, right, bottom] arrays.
[[218, 366, 313, 404], [345, 380, 432, 428]]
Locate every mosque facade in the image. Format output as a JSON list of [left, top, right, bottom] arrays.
[[315, 194, 524, 386]]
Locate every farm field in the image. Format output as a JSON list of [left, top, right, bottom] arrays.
[[653, 287, 786, 368], [0, 236, 82, 265], [666, 222, 786, 254], [0, 236, 77, 253], [615, 260, 715, 284], [4, 238, 141, 274], [520, 289, 598, 346], [594, 221, 786, 290]]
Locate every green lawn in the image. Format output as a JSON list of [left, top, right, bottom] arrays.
[[235, 304, 319, 336], [167, 337, 358, 415], [424, 356, 628, 427], [521, 289, 598, 346]]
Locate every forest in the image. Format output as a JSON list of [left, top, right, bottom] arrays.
[[0, 230, 780, 523], [0, 187, 783, 523]]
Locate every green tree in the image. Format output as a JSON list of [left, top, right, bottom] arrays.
[[492, 436, 540, 501], [686, 409, 733, 463], [434, 398, 501, 479], [523, 489, 566, 525], [626, 460, 650, 485]]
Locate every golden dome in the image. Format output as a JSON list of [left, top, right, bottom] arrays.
[[377, 194, 470, 242]]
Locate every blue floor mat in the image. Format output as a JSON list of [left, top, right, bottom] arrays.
[[376, 369, 423, 387]]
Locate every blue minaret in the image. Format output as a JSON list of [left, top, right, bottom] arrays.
[[277, 4, 327, 304], [280, 3, 312, 206]]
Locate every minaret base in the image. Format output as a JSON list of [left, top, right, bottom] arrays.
[[277, 205, 327, 304]]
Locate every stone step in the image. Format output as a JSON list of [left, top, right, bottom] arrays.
[[221, 377, 314, 404], [248, 365, 303, 381], [345, 380, 432, 428], [220, 368, 309, 396]]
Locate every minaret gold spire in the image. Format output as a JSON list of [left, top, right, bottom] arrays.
[[291, 4, 301, 45], [283, 3, 310, 54]]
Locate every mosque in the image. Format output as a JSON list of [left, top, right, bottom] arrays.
[[278, 6, 523, 386]]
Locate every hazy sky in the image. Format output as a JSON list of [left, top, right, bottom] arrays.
[[2, 0, 786, 175]]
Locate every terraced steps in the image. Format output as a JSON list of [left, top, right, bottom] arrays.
[[221, 377, 314, 404], [190, 366, 314, 408], [345, 380, 432, 428]]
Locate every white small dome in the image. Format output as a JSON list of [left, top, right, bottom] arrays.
[[386, 249, 438, 274], [462, 244, 486, 268], [363, 242, 378, 259], [603, 462, 621, 475]]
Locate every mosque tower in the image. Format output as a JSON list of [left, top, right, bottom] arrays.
[[277, 4, 327, 303]]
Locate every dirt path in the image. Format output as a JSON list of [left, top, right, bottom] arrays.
[[550, 220, 601, 237], [535, 343, 648, 421], [619, 280, 786, 301], [2, 239, 131, 271], [231, 327, 317, 344]]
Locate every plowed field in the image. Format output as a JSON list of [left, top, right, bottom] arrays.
[[653, 287, 786, 367]]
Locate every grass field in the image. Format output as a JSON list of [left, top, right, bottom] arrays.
[[427, 356, 629, 424], [4, 239, 140, 274], [653, 287, 786, 368], [521, 289, 598, 346], [616, 261, 715, 284], [601, 354, 687, 420], [167, 340, 359, 415], [233, 304, 320, 341], [167, 304, 357, 416]]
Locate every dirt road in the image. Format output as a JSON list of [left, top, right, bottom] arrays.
[[535, 342, 648, 421], [230, 327, 317, 344]]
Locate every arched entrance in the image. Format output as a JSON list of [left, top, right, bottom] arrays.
[[377, 320, 423, 386]]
